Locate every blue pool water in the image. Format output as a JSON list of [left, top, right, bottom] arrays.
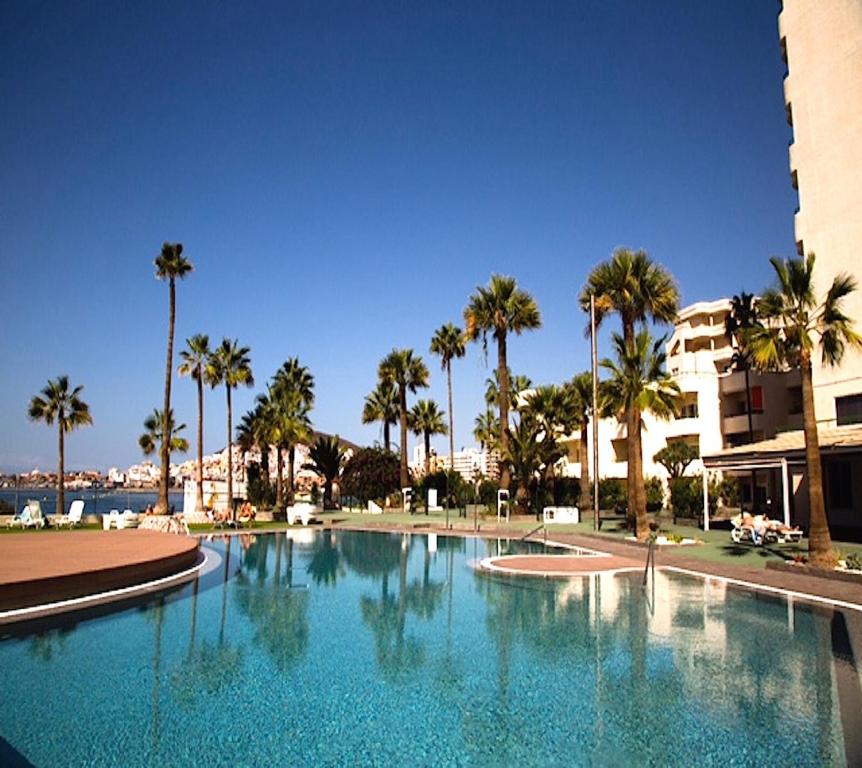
[[0, 531, 859, 767]]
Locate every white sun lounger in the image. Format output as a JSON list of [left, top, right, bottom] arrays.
[[287, 503, 318, 526], [52, 499, 85, 528]]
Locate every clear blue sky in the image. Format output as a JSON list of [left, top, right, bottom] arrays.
[[0, 1, 796, 472]]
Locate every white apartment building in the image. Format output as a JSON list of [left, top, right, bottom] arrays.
[[558, 299, 801, 503]]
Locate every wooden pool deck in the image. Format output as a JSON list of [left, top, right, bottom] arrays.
[[0, 530, 199, 614]]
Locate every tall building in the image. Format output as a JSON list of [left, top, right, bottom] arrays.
[[779, 0, 862, 426]]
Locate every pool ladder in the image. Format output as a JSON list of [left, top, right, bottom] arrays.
[[642, 537, 656, 587], [520, 523, 546, 544]]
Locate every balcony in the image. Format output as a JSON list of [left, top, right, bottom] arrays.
[[723, 412, 764, 435], [666, 416, 701, 439]]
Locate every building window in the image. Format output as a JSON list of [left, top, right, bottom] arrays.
[[836, 394, 862, 426], [679, 401, 699, 419], [827, 461, 853, 509]]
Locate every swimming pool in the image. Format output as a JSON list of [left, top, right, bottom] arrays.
[[0, 530, 859, 767]]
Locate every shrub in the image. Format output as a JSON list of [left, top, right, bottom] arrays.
[[341, 447, 403, 505], [845, 552, 862, 571], [717, 477, 741, 508], [553, 476, 580, 507], [477, 479, 499, 514], [645, 476, 665, 511], [670, 476, 701, 519], [599, 477, 627, 512]]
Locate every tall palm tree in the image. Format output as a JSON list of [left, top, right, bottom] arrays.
[[430, 323, 466, 470], [600, 329, 680, 539], [254, 390, 286, 513], [304, 435, 347, 508], [566, 372, 594, 513], [209, 338, 254, 519], [272, 358, 315, 506], [378, 348, 430, 489], [724, 292, 762, 510], [178, 334, 212, 515], [362, 381, 400, 452], [465, 275, 541, 491], [154, 242, 193, 514], [27, 376, 92, 517], [409, 399, 448, 475], [139, 408, 190, 457], [749, 254, 862, 564], [580, 249, 679, 527]]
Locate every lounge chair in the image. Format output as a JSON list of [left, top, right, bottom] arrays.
[[52, 499, 85, 528], [730, 514, 765, 545], [7, 505, 31, 528], [287, 503, 318, 526], [117, 510, 140, 529], [23, 500, 46, 529]]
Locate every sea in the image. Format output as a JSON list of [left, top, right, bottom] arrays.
[[0, 488, 184, 517]]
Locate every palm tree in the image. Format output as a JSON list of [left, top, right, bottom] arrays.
[[465, 275, 542, 491], [304, 435, 347, 508], [523, 384, 577, 506], [139, 408, 190, 457], [430, 323, 466, 470], [378, 349, 430, 489], [362, 381, 400, 452], [724, 292, 762, 510], [154, 242, 193, 514], [566, 372, 595, 513], [600, 329, 680, 539], [485, 369, 533, 412], [748, 254, 862, 564], [580, 248, 679, 528], [409, 399, 448, 475], [502, 415, 561, 516], [272, 358, 315, 505], [473, 409, 499, 452], [254, 390, 285, 513], [178, 334, 212, 515], [209, 338, 254, 519], [27, 376, 92, 517]]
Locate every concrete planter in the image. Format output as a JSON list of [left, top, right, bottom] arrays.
[[766, 560, 862, 585]]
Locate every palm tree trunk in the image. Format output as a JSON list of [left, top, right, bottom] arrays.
[[226, 385, 234, 521], [287, 445, 296, 506], [447, 362, 455, 470], [578, 421, 591, 512], [497, 332, 510, 491], [157, 278, 175, 515], [801, 355, 833, 562], [383, 421, 391, 453], [399, 385, 409, 489], [631, 406, 648, 540], [275, 448, 284, 517], [195, 372, 204, 514], [57, 422, 65, 518], [622, 315, 636, 529], [424, 431, 431, 475]]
